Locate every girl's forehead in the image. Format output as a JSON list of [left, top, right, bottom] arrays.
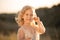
[[25, 9, 33, 13], [23, 9, 33, 15]]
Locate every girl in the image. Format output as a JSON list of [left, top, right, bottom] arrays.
[[15, 5, 46, 40]]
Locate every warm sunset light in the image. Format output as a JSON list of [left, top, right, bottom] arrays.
[[0, 0, 60, 13]]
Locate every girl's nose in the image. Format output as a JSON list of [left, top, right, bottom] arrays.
[[28, 15, 31, 18]]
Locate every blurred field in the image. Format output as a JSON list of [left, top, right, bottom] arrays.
[[0, 32, 17, 40], [0, 4, 60, 40]]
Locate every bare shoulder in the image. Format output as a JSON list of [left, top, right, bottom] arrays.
[[17, 28, 25, 35], [17, 28, 25, 40]]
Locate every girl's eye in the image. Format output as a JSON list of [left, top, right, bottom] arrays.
[[30, 14, 33, 16], [26, 14, 28, 16], [26, 13, 33, 16]]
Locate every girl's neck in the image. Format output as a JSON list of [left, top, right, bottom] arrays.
[[23, 22, 31, 27]]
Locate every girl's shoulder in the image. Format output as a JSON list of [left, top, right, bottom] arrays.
[[18, 27, 23, 32]]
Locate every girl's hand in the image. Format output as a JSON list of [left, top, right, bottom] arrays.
[[33, 17, 41, 23]]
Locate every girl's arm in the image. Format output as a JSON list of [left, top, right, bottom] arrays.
[[36, 21, 46, 34], [17, 29, 25, 40], [32, 17, 46, 34]]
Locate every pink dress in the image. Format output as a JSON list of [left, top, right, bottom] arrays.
[[17, 26, 40, 40]]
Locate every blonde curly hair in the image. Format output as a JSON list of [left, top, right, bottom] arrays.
[[15, 5, 33, 27]]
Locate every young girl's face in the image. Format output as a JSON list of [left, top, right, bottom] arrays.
[[23, 9, 33, 23]]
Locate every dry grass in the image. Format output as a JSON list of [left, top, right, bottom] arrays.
[[0, 32, 17, 40]]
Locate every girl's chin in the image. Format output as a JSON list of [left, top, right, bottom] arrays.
[[27, 21, 31, 22]]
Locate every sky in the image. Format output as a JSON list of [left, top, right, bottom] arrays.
[[0, 0, 60, 13]]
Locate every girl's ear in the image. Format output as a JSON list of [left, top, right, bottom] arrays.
[[22, 18, 24, 20], [22, 16, 24, 19], [22, 16, 24, 21]]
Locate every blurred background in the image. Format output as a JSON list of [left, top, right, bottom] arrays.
[[0, 0, 60, 40]]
